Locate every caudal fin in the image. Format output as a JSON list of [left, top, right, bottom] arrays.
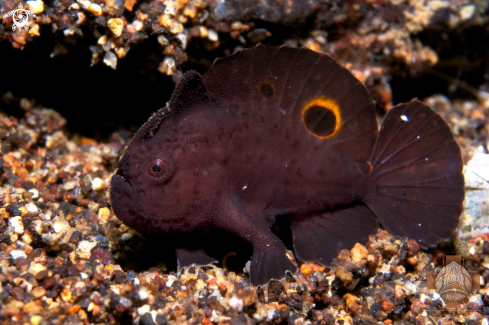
[[363, 100, 464, 247]]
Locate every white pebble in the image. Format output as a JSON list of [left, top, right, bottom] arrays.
[[104, 51, 118, 70], [207, 29, 218, 42], [28, 262, 47, 275], [460, 5, 476, 21], [164, 5, 176, 15], [176, 33, 187, 49], [9, 216, 24, 234], [157, 35, 169, 46], [267, 309, 277, 321], [63, 181, 77, 191], [22, 233, 33, 244], [138, 286, 149, 300], [91, 177, 106, 191], [27, 0, 44, 14], [77, 0, 90, 9], [132, 20, 143, 31], [53, 221, 66, 233], [170, 21, 184, 34], [28, 189, 39, 199], [166, 275, 176, 287], [26, 203, 38, 213], [228, 296, 243, 312], [164, 56, 175, 69], [121, 233, 133, 241], [63, 29, 75, 36], [89, 3, 102, 16], [79, 240, 97, 253], [88, 202, 100, 211], [138, 304, 150, 315], [10, 250, 27, 260]]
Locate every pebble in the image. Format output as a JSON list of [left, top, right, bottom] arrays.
[[27, 0, 44, 14], [139, 313, 155, 325], [76, 0, 90, 9], [28, 188, 39, 199], [158, 14, 173, 28], [31, 287, 46, 299], [30, 315, 42, 325], [98, 207, 111, 222], [228, 296, 243, 312], [63, 181, 77, 191], [91, 177, 106, 191], [103, 51, 118, 69], [78, 240, 97, 253], [350, 243, 368, 264], [460, 5, 476, 21], [28, 263, 47, 276], [138, 286, 150, 300], [26, 202, 38, 213], [157, 35, 169, 46], [207, 29, 218, 41], [9, 216, 24, 234], [132, 20, 143, 31], [199, 26, 208, 38], [108, 18, 124, 37], [98, 35, 107, 45], [170, 21, 184, 34], [121, 233, 133, 241], [46, 131, 68, 149], [10, 250, 27, 259], [89, 3, 103, 16]]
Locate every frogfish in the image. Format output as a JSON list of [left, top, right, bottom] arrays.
[[110, 45, 464, 285]]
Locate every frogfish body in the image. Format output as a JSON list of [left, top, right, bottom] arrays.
[[110, 45, 464, 285]]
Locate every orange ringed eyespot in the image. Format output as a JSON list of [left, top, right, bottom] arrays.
[[301, 97, 341, 139]]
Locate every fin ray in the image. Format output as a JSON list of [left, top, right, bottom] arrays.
[[364, 100, 464, 247]]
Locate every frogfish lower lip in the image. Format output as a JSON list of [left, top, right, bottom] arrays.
[[110, 174, 131, 196]]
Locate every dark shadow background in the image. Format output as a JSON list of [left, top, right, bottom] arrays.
[[0, 22, 487, 139]]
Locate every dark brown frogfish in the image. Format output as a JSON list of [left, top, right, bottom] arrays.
[[110, 44, 464, 286]]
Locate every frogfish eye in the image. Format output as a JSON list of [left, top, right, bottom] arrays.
[[148, 159, 167, 177]]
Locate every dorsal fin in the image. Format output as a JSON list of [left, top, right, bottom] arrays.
[[201, 44, 378, 162], [169, 70, 211, 111]]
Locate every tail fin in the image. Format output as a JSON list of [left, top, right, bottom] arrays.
[[363, 100, 464, 247]]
